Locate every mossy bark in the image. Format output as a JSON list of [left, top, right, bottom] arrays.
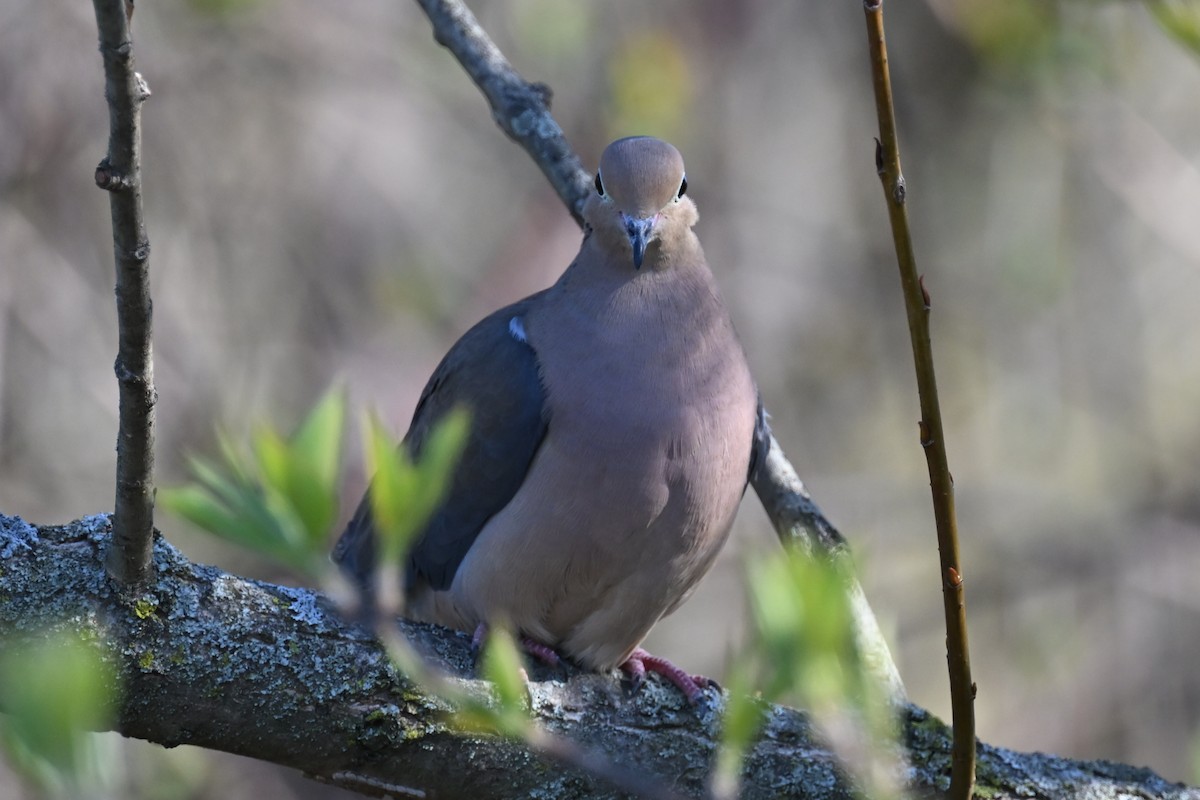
[[0, 515, 1194, 800]]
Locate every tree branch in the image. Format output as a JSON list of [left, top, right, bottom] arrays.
[[750, 436, 907, 706], [1, 515, 1195, 800], [412, 0, 592, 225], [412, 0, 907, 707], [91, 0, 157, 587], [863, 2, 975, 796]]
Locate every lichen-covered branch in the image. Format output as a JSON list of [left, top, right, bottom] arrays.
[[90, 0, 157, 586], [2, 515, 1196, 800]]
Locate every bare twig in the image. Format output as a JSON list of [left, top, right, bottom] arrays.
[[91, 0, 156, 586], [413, 0, 906, 706], [862, 2, 976, 797]]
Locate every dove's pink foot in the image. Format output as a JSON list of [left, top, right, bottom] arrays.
[[519, 636, 562, 667], [620, 647, 716, 705]]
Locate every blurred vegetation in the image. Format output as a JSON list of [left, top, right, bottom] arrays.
[[0, 632, 118, 798], [3, 0, 1200, 796], [161, 390, 346, 579], [362, 405, 469, 568], [606, 30, 694, 143], [717, 552, 898, 799], [163, 389, 467, 587], [1147, 0, 1200, 57]]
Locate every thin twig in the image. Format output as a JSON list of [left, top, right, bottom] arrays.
[[91, 0, 156, 586], [412, 0, 906, 705], [861, 2, 976, 798]]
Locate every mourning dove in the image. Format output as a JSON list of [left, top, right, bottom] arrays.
[[335, 136, 768, 702]]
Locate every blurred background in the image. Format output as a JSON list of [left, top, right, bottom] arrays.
[[3, 0, 1200, 795]]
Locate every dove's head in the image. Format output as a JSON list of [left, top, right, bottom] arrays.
[[584, 136, 698, 270]]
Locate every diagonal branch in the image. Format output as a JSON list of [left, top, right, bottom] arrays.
[[90, 0, 157, 587], [412, 0, 593, 225], [412, 0, 906, 706], [2, 515, 1194, 800], [750, 440, 906, 704]]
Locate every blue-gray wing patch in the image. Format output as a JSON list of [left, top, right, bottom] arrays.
[[333, 294, 549, 595]]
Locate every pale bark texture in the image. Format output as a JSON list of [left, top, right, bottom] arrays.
[[1, 514, 1195, 800]]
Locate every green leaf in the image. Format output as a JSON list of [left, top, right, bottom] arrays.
[[290, 388, 345, 490], [161, 389, 461, 583], [712, 659, 765, 798], [365, 408, 469, 567], [363, 413, 419, 565], [481, 627, 528, 715], [216, 431, 253, 484], [745, 552, 858, 708], [1148, 0, 1200, 57], [256, 390, 345, 548], [161, 391, 347, 579], [454, 626, 531, 739], [741, 551, 899, 797], [418, 407, 471, 487], [411, 407, 470, 531], [251, 426, 291, 497], [253, 424, 334, 552], [158, 484, 240, 541], [187, 454, 247, 508], [0, 631, 118, 791]]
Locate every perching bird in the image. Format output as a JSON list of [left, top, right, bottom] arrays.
[[335, 136, 768, 702]]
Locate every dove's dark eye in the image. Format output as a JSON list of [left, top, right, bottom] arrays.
[[594, 172, 605, 196], [678, 176, 688, 198]]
